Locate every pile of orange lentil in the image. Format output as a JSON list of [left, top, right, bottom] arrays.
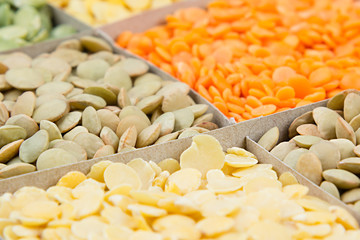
[[116, 0, 360, 122]]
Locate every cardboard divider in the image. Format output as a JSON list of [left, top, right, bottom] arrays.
[[99, 0, 211, 39]]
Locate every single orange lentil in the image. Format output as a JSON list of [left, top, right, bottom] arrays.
[[213, 102, 229, 115], [251, 104, 277, 117], [246, 96, 262, 108], [198, 85, 213, 102], [272, 66, 297, 84], [226, 103, 245, 114], [275, 86, 296, 101], [309, 67, 332, 87], [209, 86, 222, 99], [296, 100, 313, 107]]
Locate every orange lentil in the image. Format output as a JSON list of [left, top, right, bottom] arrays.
[[275, 86, 296, 101], [251, 104, 277, 117], [118, 0, 360, 122], [226, 103, 245, 114], [198, 85, 213, 102], [213, 102, 229, 115], [209, 86, 222, 99], [246, 96, 262, 108]]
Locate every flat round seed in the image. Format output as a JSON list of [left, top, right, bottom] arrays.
[[63, 126, 88, 141], [83, 86, 117, 105], [114, 58, 149, 77], [82, 106, 101, 135], [55, 111, 82, 134], [156, 82, 190, 97], [76, 59, 110, 81], [2, 100, 14, 112], [0, 125, 26, 148], [33, 99, 69, 123], [0, 163, 35, 178], [11, 91, 36, 117], [323, 169, 360, 189], [80, 36, 112, 52], [5, 68, 44, 90], [349, 113, 360, 132], [329, 139, 356, 160], [295, 152, 323, 185], [327, 89, 357, 110], [288, 111, 314, 138], [173, 108, 194, 132], [344, 93, 360, 122], [258, 127, 280, 151], [162, 90, 191, 112], [6, 114, 39, 138], [51, 49, 87, 67], [296, 124, 321, 137], [0, 74, 12, 91], [336, 117, 356, 144], [104, 162, 142, 190], [270, 142, 298, 161], [186, 104, 209, 118], [73, 132, 104, 159], [32, 57, 71, 77], [19, 130, 49, 163], [154, 112, 175, 137], [7, 157, 22, 165], [136, 95, 163, 114], [104, 66, 132, 91], [56, 39, 82, 50], [293, 135, 323, 149], [34, 68, 53, 83], [154, 132, 180, 145], [52, 140, 87, 162], [2, 52, 32, 69], [93, 145, 115, 159], [117, 88, 131, 108], [136, 123, 161, 148], [39, 120, 62, 141], [97, 109, 120, 132], [309, 141, 341, 170], [36, 148, 77, 171], [36, 82, 74, 96], [66, 88, 83, 99], [88, 51, 119, 65], [70, 77, 100, 89], [178, 129, 200, 139], [119, 106, 151, 125], [320, 181, 340, 199], [0, 139, 23, 163], [128, 81, 162, 101], [35, 93, 67, 108], [69, 94, 106, 110], [4, 89, 22, 101], [118, 126, 136, 151], [313, 107, 340, 140], [0, 101, 9, 126], [100, 127, 119, 151], [341, 188, 360, 203], [283, 148, 308, 169], [337, 157, 360, 174], [193, 121, 218, 131], [116, 115, 150, 137], [193, 113, 214, 126]]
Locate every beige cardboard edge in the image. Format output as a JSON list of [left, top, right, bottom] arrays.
[[0, 4, 92, 55], [99, 0, 211, 39], [246, 137, 360, 223]]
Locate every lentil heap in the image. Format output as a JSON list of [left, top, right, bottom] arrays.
[[0, 135, 359, 239], [117, 0, 360, 122]]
